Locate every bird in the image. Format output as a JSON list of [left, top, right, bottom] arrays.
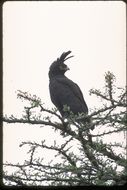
[[48, 51, 89, 124]]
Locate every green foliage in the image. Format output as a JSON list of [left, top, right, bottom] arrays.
[[3, 71, 127, 186]]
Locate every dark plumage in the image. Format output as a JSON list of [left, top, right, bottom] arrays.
[[49, 51, 89, 122]]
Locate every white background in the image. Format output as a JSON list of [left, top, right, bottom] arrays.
[[3, 1, 126, 165]]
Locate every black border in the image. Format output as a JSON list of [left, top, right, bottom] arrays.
[[0, 1, 126, 189], [0, 0, 3, 189]]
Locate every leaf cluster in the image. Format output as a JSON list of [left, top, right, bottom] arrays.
[[2, 71, 127, 186]]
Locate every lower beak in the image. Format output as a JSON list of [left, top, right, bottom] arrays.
[[66, 66, 70, 71]]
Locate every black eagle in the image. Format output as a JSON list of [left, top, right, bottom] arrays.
[[49, 51, 89, 123]]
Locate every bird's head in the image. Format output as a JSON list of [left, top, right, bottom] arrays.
[[49, 51, 74, 78]]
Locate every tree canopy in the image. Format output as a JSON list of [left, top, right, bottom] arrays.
[[2, 71, 127, 186]]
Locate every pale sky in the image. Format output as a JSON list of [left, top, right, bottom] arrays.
[[3, 1, 126, 165]]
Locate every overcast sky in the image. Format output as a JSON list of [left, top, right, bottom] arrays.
[[3, 1, 126, 165]]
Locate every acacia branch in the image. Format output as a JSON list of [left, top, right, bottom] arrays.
[[3, 72, 126, 186], [91, 128, 126, 137], [2, 117, 60, 128]]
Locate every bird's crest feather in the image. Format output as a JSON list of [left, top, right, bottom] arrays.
[[58, 51, 74, 63]]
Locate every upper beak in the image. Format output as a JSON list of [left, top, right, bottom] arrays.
[[66, 66, 70, 71]]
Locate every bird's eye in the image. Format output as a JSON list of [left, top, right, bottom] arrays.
[[59, 65, 66, 70], [59, 64, 69, 71]]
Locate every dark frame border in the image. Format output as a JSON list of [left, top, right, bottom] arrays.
[[0, 0, 126, 189]]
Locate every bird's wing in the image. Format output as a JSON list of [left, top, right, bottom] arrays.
[[56, 76, 88, 112]]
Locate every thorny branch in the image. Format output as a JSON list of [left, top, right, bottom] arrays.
[[2, 71, 127, 186]]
